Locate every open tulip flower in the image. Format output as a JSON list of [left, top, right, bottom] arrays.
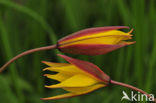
[[40, 54, 155, 101], [0, 26, 135, 73], [41, 54, 110, 100]]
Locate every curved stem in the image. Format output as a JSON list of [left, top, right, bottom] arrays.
[[0, 45, 57, 73], [110, 80, 156, 102]]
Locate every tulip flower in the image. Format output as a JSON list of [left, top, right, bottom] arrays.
[[41, 54, 110, 100], [41, 54, 155, 101], [58, 26, 135, 55], [0, 26, 135, 73]]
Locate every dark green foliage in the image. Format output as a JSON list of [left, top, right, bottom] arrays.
[[0, 0, 155, 103]]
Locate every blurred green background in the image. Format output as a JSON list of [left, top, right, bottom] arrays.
[[0, 0, 156, 103]]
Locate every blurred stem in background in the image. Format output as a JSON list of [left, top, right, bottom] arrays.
[[145, 0, 156, 92], [0, 13, 24, 103]]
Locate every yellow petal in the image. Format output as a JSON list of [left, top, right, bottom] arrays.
[[44, 73, 72, 82], [42, 61, 70, 67], [41, 84, 105, 100], [40, 93, 77, 100], [43, 64, 96, 80], [60, 30, 131, 46], [45, 74, 98, 88], [64, 84, 105, 93], [43, 65, 85, 75]]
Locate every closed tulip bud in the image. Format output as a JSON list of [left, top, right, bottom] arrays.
[[57, 26, 135, 55]]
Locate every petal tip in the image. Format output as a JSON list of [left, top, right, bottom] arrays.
[[44, 85, 61, 88], [43, 74, 49, 76], [107, 26, 129, 30], [119, 26, 129, 29], [128, 28, 134, 34], [43, 68, 48, 71], [125, 41, 136, 45], [40, 93, 77, 100], [57, 54, 63, 57], [42, 61, 48, 64], [40, 97, 53, 100], [57, 54, 67, 59], [40, 98, 46, 100], [44, 85, 51, 88]]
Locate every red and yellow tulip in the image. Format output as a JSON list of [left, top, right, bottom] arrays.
[[0, 26, 135, 73], [58, 26, 135, 55], [41, 54, 110, 100], [41, 54, 155, 101]]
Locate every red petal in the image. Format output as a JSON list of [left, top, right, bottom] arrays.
[[59, 42, 135, 56], [59, 26, 129, 43], [57, 54, 110, 83]]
